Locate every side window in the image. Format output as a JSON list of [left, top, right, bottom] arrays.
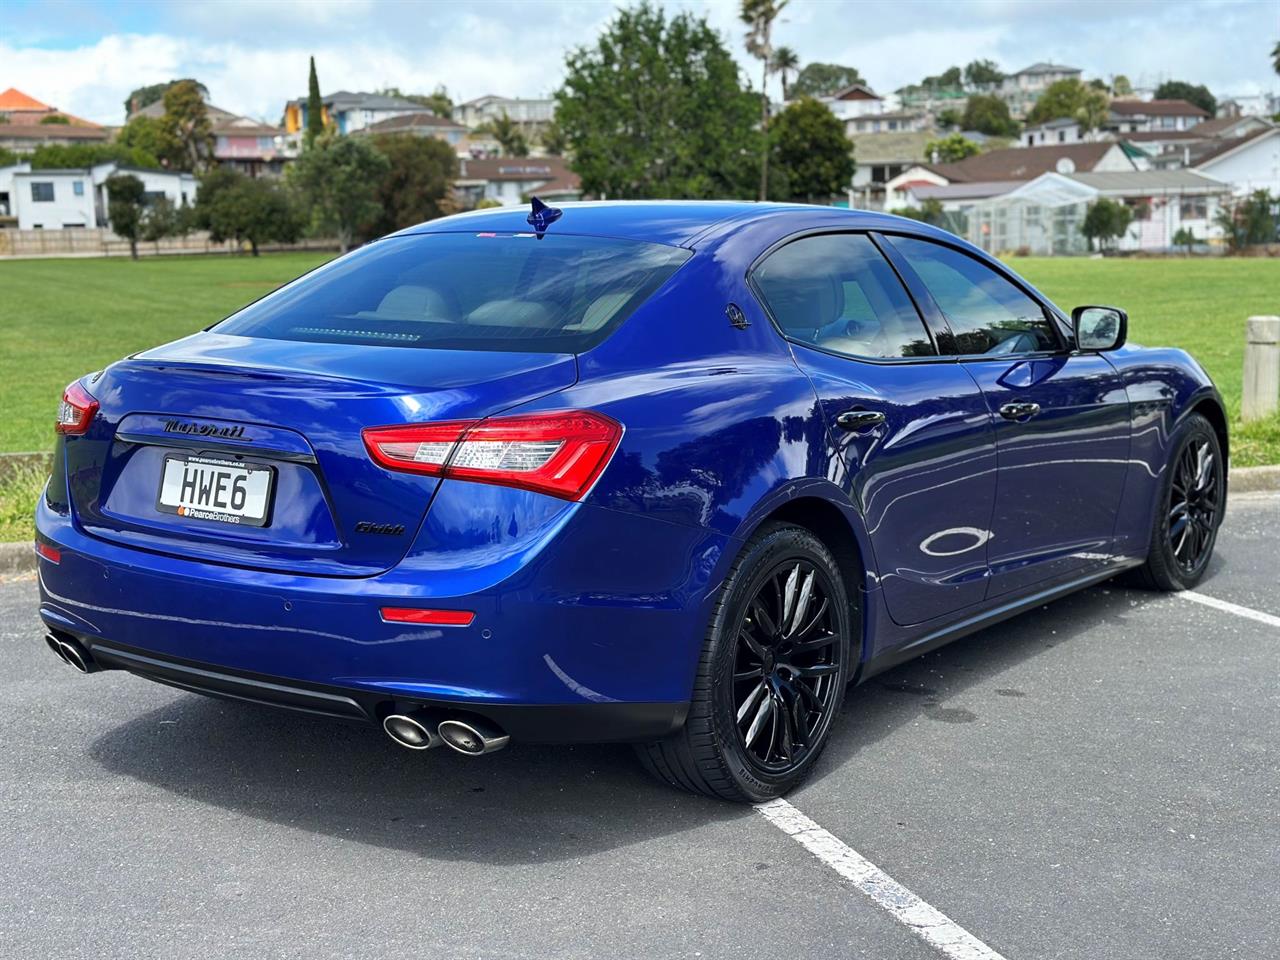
[[889, 236, 1058, 355], [752, 234, 935, 359]]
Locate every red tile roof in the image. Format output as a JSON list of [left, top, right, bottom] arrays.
[[0, 87, 50, 111]]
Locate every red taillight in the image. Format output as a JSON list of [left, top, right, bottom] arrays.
[[35, 541, 61, 564], [380, 607, 475, 626], [56, 380, 98, 435], [362, 410, 622, 501]]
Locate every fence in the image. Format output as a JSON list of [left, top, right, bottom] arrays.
[[0, 228, 337, 259]]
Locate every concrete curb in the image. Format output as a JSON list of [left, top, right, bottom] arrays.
[[2, 465, 1277, 577]]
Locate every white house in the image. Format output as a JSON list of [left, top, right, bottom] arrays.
[[0, 161, 33, 220], [453, 95, 555, 129], [998, 62, 1082, 117], [1022, 116, 1084, 147], [8, 163, 197, 230], [1190, 125, 1280, 196], [846, 110, 928, 135], [1105, 99, 1210, 134], [804, 83, 885, 123]]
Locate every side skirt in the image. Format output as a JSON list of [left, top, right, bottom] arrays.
[[857, 559, 1142, 683]]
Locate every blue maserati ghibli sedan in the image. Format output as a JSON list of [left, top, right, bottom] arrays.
[[36, 200, 1227, 802]]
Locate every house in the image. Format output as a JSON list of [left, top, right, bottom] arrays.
[[0, 161, 32, 221], [283, 91, 432, 136], [1022, 116, 1085, 147], [0, 87, 101, 128], [354, 112, 469, 146], [6, 162, 197, 230], [452, 156, 581, 207], [997, 63, 1082, 118], [0, 122, 110, 154], [1184, 125, 1280, 196], [132, 99, 294, 176], [453, 95, 556, 131], [884, 141, 1136, 209], [807, 83, 885, 123], [846, 110, 928, 135], [963, 169, 1231, 255], [1105, 99, 1209, 134], [848, 131, 935, 208]]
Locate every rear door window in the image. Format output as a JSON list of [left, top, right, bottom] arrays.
[[215, 232, 691, 353], [751, 233, 936, 359]]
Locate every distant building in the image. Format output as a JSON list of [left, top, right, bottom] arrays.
[[1022, 117, 1085, 147], [996, 62, 1083, 118], [354, 112, 469, 147], [2, 162, 197, 230], [453, 95, 555, 131], [132, 99, 294, 177], [848, 131, 935, 209], [283, 91, 432, 136], [1105, 99, 1210, 135], [884, 141, 1135, 209], [0, 87, 108, 154], [452, 156, 581, 207], [846, 110, 928, 135]]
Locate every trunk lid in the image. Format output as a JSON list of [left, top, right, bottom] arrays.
[[68, 332, 577, 576]]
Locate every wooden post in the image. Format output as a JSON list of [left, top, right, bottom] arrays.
[[1243, 316, 1280, 422]]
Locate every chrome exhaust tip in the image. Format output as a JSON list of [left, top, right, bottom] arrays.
[[46, 633, 96, 674], [45, 633, 71, 665], [383, 713, 443, 751], [437, 718, 509, 756]]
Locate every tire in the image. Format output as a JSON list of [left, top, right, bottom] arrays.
[[636, 523, 854, 803], [1131, 412, 1224, 592]]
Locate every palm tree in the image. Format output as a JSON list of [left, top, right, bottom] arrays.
[[772, 45, 799, 101], [741, 0, 789, 200], [1272, 39, 1280, 77]]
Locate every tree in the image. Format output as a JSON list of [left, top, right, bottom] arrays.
[[890, 198, 945, 226], [556, 2, 761, 200], [366, 134, 458, 236], [964, 59, 1004, 87], [199, 174, 302, 255], [161, 80, 214, 171], [380, 85, 454, 118], [484, 112, 529, 157], [31, 142, 160, 170], [39, 114, 70, 125], [1214, 189, 1278, 251], [1154, 80, 1216, 116], [1171, 226, 1196, 254], [923, 66, 963, 89], [105, 174, 145, 260], [791, 62, 863, 98], [936, 108, 962, 130], [772, 45, 799, 100], [741, 0, 789, 200], [124, 79, 207, 119], [116, 115, 173, 166], [961, 94, 1018, 137], [1112, 74, 1133, 97], [1027, 78, 1109, 129], [1273, 40, 1280, 76], [1081, 197, 1133, 251], [306, 56, 325, 146], [539, 118, 569, 156], [288, 133, 389, 252], [769, 97, 855, 202], [139, 196, 186, 243], [924, 133, 980, 163]]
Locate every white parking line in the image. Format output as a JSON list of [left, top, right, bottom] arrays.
[[1176, 591, 1280, 629], [756, 799, 1006, 960]]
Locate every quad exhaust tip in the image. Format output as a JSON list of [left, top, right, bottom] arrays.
[[45, 633, 97, 674], [383, 713, 444, 751], [437, 718, 509, 756]]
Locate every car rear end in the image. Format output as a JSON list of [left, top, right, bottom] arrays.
[[35, 226, 708, 747]]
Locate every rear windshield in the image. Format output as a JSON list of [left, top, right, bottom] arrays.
[[214, 232, 691, 353]]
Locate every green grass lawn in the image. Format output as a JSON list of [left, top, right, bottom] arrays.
[[1010, 257, 1280, 467], [0, 252, 1276, 498]]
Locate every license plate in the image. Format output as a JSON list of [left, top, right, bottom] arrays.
[[156, 454, 275, 527]]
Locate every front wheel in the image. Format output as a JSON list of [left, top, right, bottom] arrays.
[[636, 523, 853, 803], [1133, 412, 1224, 591]]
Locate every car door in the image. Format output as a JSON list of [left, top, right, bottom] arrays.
[[750, 232, 998, 627], [881, 234, 1131, 599]]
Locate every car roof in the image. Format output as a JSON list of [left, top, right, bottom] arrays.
[[394, 200, 917, 247]]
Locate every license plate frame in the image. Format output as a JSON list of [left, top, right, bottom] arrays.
[[155, 453, 276, 528]]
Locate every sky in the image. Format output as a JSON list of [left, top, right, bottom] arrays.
[[3, 0, 1278, 125]]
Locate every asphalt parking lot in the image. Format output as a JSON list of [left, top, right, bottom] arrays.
[[2, 494, 1277, 960]]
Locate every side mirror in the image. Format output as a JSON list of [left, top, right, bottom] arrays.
[[1072, 305, 1128, 352]]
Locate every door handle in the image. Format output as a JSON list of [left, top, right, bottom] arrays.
[[835, 409, 886, 432], [999, 401, 1041, 421]]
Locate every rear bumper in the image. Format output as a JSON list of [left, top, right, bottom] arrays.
[[36, 490, 730, 743]]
